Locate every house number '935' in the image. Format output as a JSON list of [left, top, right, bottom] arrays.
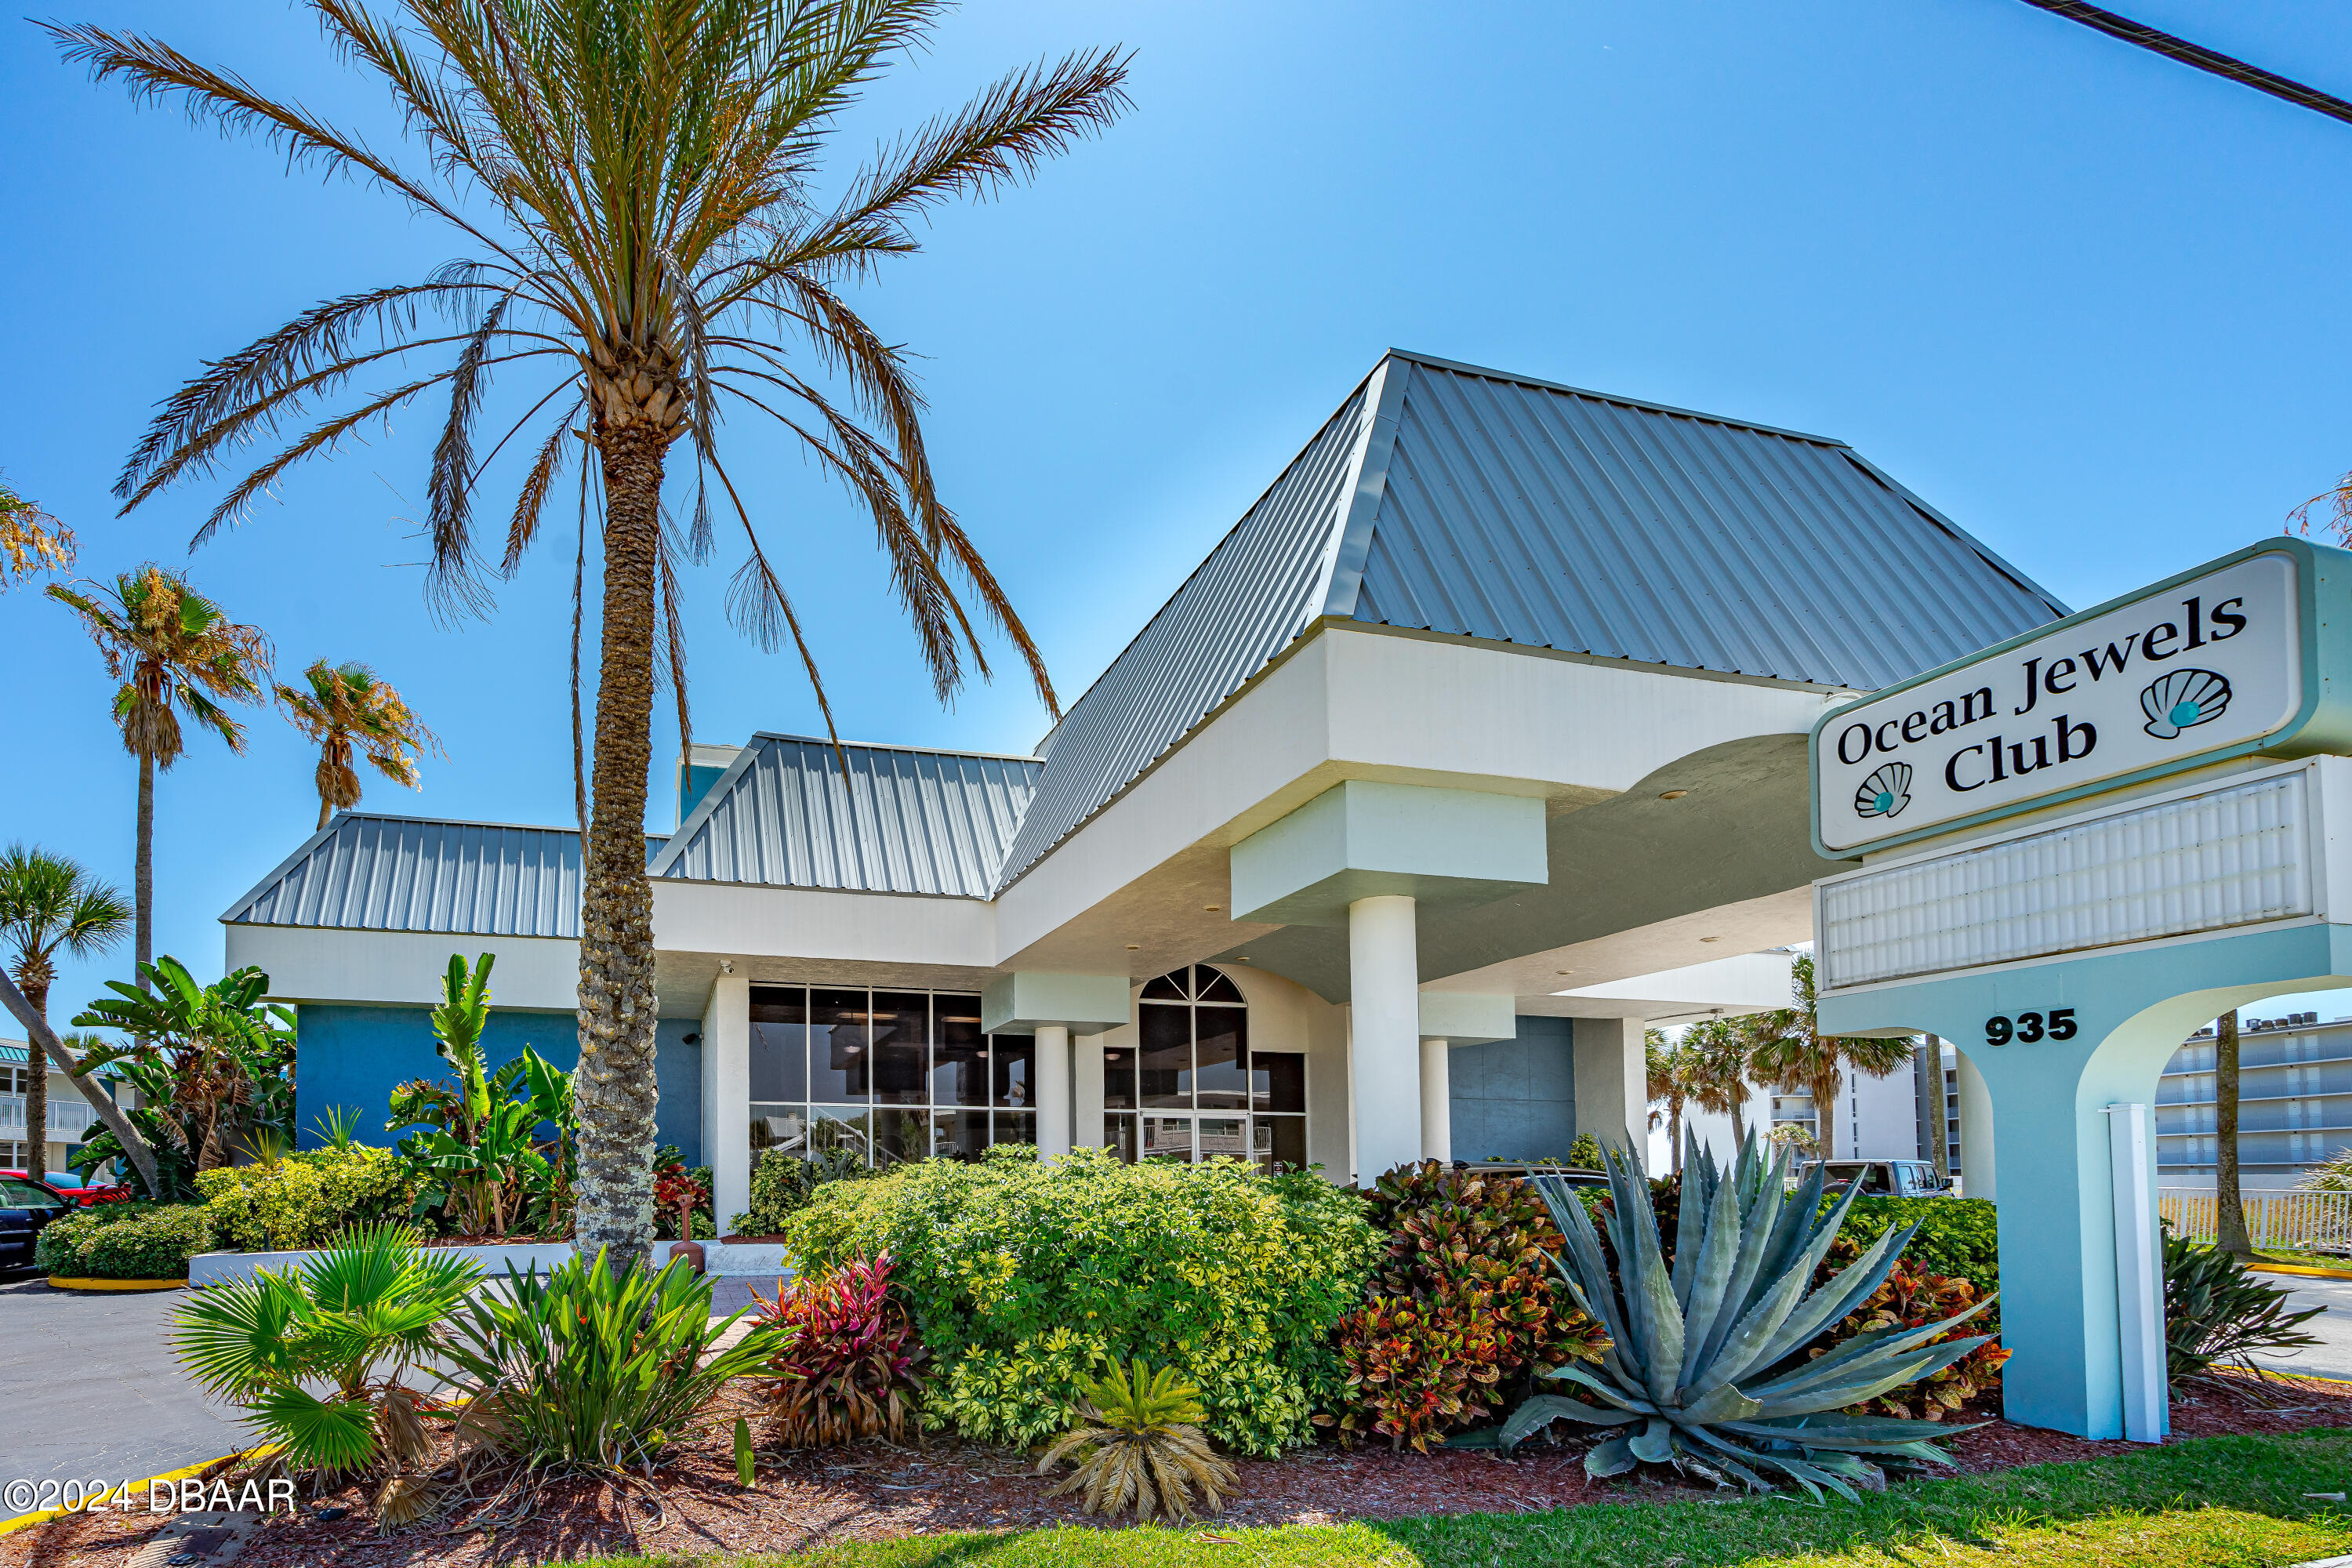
[[1985, 1009, 2076, 1046]]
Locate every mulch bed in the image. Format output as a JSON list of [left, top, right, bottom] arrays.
[[9, 1372, 2347, 1567]]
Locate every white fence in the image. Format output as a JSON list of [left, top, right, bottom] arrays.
[[2160, 1188, 2352, 1254]]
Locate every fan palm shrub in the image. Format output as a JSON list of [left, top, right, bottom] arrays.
[[1500, 1133, 1997, 1500], [172, 1224, 479, 1519], [278, 659, 438, 829], [1038, 1359, 1236, 1523], [437, 1251, 783, 1477], [49, 1, 1130, 1271]]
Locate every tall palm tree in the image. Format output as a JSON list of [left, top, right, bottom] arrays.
[[1645, 1026, 1690, 1174], [278, 660, 439, 829], [51, 1, 1129, 1270], [1679, 1016, 1754, 1152], [1745, 953, 1915, 1163], [0, 845, 130, 1182], [0, 474, 74, 590], [46, 568, 270, 987]]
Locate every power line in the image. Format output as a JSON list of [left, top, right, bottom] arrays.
[[2013, 0, 2352, 128]]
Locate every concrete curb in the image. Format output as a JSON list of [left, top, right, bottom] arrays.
[[45, 1276, 187, 1292], [2254, 1261, 2352, 1281]]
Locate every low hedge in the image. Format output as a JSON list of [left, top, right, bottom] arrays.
[[35, 1202, 212, 1279], [1842, 1195, 1998, 1287], [783, 1147, 1381, 1456], [194, 1145, 418, 1250]]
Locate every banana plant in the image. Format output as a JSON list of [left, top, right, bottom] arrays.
[[1501, 1131, 1996, 1500]]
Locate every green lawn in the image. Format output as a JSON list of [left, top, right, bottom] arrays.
[[573, 1428, 2352, 1567]]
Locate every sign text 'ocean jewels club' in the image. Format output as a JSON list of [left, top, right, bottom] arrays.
[[1813, 549, 2304, 854]]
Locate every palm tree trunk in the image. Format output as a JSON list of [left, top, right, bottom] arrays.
[[0, 966, 161, 1197], [135, 749, 154, 992], [1668, 1099, 1683, 1175], [572, 419, 668, 1275], [1730, 1082, 1746, 1149], [1814, 1069, 1838, 1163], [317, 794, 332, 831], [22, 975, 47, 1183], [1925, 1035, 1951, 1183], [2216, 1009, 2252, 1258]]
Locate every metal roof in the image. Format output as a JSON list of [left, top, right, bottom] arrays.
[[221, 814, 669, 938], [993, 350, 2064, 891], [651, 735, 1042, 898]]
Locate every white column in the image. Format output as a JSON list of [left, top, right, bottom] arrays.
[[1419, 1038, 1451, 1162], [1348, 894, 1421, 1183], [1073, 1033, 1106, 1149], [1035, 1024, 1073, 1159], [2105, 1102, 2167, 1440], [1956, 1048, 1997, 1201], [1573, 1017, 1647, 1153], [704, 972, 750, 1232]]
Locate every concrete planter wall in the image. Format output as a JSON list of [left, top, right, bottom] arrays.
[[188, 1240, 575, 1289], [702, 1241, 790, 1279]]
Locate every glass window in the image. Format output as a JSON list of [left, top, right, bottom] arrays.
[[1102, 1046, 1138, 1110], [1102, 1112, 1137, 1162], [1139, 1004, 1189, 1109], [1198, 968, 1244, 1004], [1256, 1051, 1305, 1114], [749, 987, 808, 1103], [873, 1107, 928, 1167], [810, 1105, 874, 1164], [1140, 1116, 1193, 1163], [931, 1109, 989, 1162], [2, 1178, 61, 1209], [993, 1037, 1033, 1109], [1193, 1007, 1248, 1109], [994, 1112, 1036, 1148], [749, 1103, 808, 1158], [932, 1007, 990, 1107], [1260, 1116, 1306, 1175], [871, 992, 929, 1106], [1198, 1116, 1248, 1160], [1139, 971, 1186, 1001], [809, 989, 869, 1101]]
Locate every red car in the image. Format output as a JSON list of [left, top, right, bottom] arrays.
[[0, 1171, 132, 1208]]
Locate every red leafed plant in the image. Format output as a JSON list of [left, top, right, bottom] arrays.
[[1324, 1163, 1608, 1453], [653, 1161, 710, 1240], [1814, 1258, 2012, 1421], [757, 1254, 927, 1446]]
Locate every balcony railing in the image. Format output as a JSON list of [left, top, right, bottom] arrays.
[[0, 1094, 98, 1139]]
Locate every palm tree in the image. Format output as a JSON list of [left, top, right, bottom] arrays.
[[1679, 1017, 1754, 1152], [2215, 1009, 2253, 1258], [0, 474, 73, 590], [0, 846, 130, 1181], [278, 660, 438, 829], [46, 567, 270, 986], [1745, 954, 1915, 1163], [1645, 1027, 1690, 1174], [50, 2, 1128, 1270]]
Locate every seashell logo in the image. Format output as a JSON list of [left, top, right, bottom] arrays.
[[2140, 668, 2232, 740], [1853, 762, 1911, 819]]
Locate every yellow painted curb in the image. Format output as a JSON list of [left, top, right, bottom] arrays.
[[2251, 1261, 2352, 1281], [45, 1276, 187, 1292], [0, 1446, 276, 1537]]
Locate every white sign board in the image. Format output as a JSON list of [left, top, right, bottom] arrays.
[[1814, 551, 2302, 854]]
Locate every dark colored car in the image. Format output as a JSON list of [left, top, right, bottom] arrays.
[[0, 1174, 72, 1272]]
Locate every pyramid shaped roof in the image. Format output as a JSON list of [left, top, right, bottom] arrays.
[[996, 350, 2065, 891]]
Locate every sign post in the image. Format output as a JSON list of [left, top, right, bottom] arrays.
[[1808, 537, 2352, 1439]]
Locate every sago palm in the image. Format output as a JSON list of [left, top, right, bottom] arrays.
[[1038, 1359, 1236, 1523], [1745, 955, 1914, 1163], [48, 0, 1130, 1269], [0, 474, 73, 590], [279, 659, 438, 829], [45, 566, 269, 986], [0, 844, 132, 1184]]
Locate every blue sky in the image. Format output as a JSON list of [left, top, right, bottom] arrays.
[[7, 0, 2352, 1026]]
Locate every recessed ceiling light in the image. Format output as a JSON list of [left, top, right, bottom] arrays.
[[1699, 936, 1721, 943], [1125, 943, 1141, 951], [1203, 904, 1221, 913], [1659, 789, 1690, 800], [1555, 969, 1574, 976]]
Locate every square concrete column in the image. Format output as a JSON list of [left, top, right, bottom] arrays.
[[1571, 1016, 1646, 1153], [1956, 1047, 1996, 1201], [1074, 1033, 1107, 1149], [1348, 894, 1421, 1183], [1035, 1024, 1073, 1158], [1419, 1038, 1451, 1162], [703, 972, 750, 1230]]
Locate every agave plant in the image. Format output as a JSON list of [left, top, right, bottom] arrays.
[[172, 1224, 480, 1520], [1501, 1132, 1996, 1499], [1038, 1359, 1236, 1523]]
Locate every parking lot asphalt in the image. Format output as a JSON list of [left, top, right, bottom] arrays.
[[2252, 1271, 2352, 1383], [0, 1272, 253, 1494]]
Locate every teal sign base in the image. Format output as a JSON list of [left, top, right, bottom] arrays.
[[1818, 920, 2352, 1439]]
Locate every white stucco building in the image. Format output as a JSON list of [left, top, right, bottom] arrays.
[[220, 350, 2063, 1225]]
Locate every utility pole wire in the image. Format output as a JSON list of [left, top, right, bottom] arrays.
[[2013, 0, 2352, 128]]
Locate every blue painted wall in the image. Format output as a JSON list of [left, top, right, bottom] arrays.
[[295, 1004, 705, 1166], [1448, 1015, 1577, 1162]]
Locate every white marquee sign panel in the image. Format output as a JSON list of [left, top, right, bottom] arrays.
[[1814, 550, 2303, 855]]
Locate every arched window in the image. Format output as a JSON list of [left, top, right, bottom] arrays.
[[1104, 965, 1304, 1171]]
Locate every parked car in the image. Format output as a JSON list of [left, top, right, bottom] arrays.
[[1455, 1160, 1611, 1189], [1819, 1159, 1950, 1198], [0, 1170, 129, 1208], [0, 1174, 71, 1272]]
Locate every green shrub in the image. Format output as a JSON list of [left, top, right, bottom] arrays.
[[194, 1146, 419, 1250], [37, 1202, 212, 1279], [782, 1148, 1381, 1455], [1840, 1196, 1998, 1287], [731, 1148, 816, 1235], [2165, 1229, 2322, 1381]]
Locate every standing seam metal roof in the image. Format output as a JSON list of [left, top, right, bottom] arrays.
[[649, 735, 1041, 898], [992, 350, 2064, 893]]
